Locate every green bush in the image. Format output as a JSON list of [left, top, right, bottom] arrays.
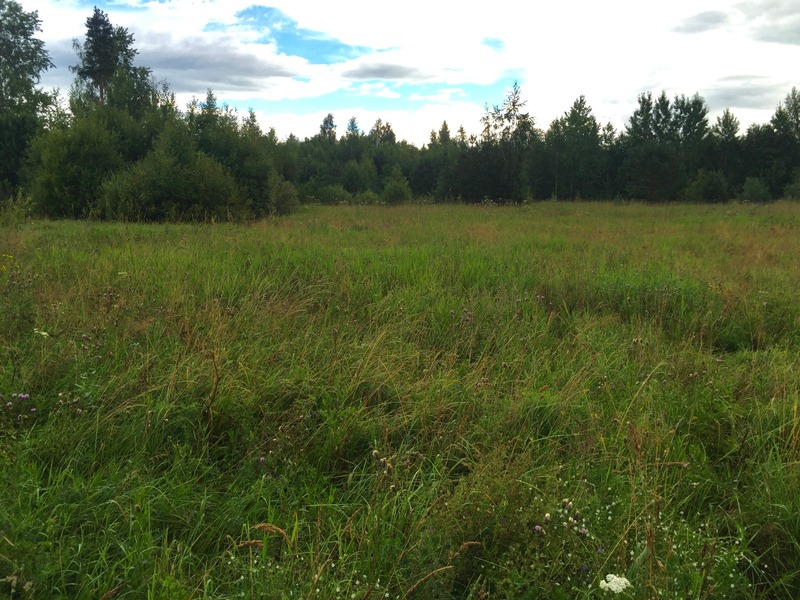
[[381, 165, 413, 205], [354, 189, 382, 205], [26, 114, 124, 217], [318, 184, 352, 205], [0, 190, 32, 229], [784, 169, 800, 200], [341, 158, 378, 194], [741, 177, 773, 203], [684, 168, 729, 203], [101, 122, 244, 221], [273, 179, 299, 215]]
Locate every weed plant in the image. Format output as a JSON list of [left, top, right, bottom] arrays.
[[1, 202, 799, 598]]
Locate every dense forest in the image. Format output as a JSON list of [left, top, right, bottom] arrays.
[[2, 2, 799, 220]]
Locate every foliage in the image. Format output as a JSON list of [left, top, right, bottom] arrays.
[[100, 120, 244, 221], [315, 183, 352, 204], [741, 177, 772, 203], [3, 3, 800, 217], [546, 96, 603, 200], [273, 178, 299, 215], [771, 87, 800, 141], [0, 110, 38, 194], [0, 188, 31, 227], [0, 0, 54, 194], [620, 92, 712, 202], [684, 168, 729, 203], [368, 118, 396, 145], [0, 0, 53, 113], [319, 112, 336, 143], [354, 189, 382, 205], [70, 7, 137, 105], [26, 111, 124, 217], [785, 169, 800, 200], [381, 164, 413, 205]]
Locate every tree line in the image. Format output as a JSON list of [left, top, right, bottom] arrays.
[[2, 1, 799, 220]]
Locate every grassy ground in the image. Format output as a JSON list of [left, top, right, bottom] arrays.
[[1, 202, 799, 599]]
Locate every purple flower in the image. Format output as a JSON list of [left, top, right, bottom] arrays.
[[579, 527, 588, 536], [258, 456, 266, 465], [19, 393, 29, 400]]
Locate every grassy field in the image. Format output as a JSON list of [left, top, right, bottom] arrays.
[[1, 202, 799, 599]]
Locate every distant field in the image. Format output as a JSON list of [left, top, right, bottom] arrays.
[[1, 202, 799, 599]]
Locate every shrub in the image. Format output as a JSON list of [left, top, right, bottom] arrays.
[[381, 165, 413, 205], [684, 169, 729, 203], [26, 114, 123, 217], [741, 177, 773, 203], [784, 169, 800, 200], [101, 122, 244, 221], [273, 179, 299, 215], [354, 189, 382, 205], [318, 184, 352, 205], [0, 190, 33, 229]]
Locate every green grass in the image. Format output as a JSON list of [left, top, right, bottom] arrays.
[[1, 202, 800, 599]]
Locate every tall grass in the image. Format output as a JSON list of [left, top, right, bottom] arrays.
[[1, 202, 799, 599]]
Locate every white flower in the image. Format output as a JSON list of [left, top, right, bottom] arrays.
[[599, 574, 632, 593]]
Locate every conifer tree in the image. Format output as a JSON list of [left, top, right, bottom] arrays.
[[71, 6, 136, 104]]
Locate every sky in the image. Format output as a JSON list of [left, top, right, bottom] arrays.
[[18, 0, 800, 147]]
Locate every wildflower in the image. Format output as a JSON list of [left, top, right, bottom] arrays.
[[258, 456, 266, 465], [19, 393, 29, 400], [579, 528, 588, 536], [599, 574, 632, 593]]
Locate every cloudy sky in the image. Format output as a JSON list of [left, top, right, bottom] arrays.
[[19, 0, 800, 146]]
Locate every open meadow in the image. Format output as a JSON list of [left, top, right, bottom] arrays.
[[1, 202, 800, 599]]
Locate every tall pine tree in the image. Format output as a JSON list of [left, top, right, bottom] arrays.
[[70, 7, 136, 104]]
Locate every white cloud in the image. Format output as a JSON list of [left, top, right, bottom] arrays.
[[18, 0, 800, 146], [255, 99, 486, 145]]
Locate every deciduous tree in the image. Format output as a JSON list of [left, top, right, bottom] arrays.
[[0, 0, 53, 112], [0, 0, 54, 193]]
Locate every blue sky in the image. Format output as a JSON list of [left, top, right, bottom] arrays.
[[20, 0, 800, 146]]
